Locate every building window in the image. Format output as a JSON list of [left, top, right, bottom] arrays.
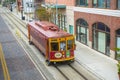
[[117, 0, 120, 9], [76, 0, 88, 7], [69, 25, 73, 34], [92, 22, 110, 56], [76, 19, 88, 45], [50, 13, 66, 31], [116, 29, 120, 60], [93, 0, 110, 8]]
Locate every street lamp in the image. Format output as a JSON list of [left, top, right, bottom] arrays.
[[10, 2, 13, 12], [21, 0, 25, 20], [55, 0, 58, 25]]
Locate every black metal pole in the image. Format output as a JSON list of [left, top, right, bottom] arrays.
[[21, 0, 24, 20], [10, 2, 12, 12]]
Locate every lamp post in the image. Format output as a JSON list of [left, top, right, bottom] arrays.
[[10, 2, 12, 12], [55, 0, 58, 25], [21, 0, 25, 20]]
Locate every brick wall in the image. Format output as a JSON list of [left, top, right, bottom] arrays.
[[111, 0, 117, 9], [17, 0, 21, 12], [45, 0, 75, 6], [74, 11, 120, 50]]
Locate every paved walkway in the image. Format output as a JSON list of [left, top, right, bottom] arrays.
[[75, 41, 118, 80]]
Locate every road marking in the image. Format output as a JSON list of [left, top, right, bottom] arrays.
[[15, 28, 21, 38], [0, 43, 11, 80]]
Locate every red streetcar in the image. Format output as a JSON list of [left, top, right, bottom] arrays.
[[27, 21, 76, 65]]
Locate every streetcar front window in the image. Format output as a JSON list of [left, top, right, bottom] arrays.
[[51, 42, 59, 51], [60, 41, 66, 51], [67, 40, 73, 50]]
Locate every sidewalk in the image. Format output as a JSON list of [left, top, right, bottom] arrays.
[[75, 41, 118, 80], [11, 7, 119, 80]]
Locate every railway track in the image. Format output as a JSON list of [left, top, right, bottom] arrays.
[[1, 9, 103, 80], [54, 64, 87, 80], [10, 12, 27, 28]]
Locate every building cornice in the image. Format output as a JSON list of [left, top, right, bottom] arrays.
[[74, 7, 120, 17]]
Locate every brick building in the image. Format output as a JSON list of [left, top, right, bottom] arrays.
[[17, 0, 21, 11], [45, 0, 120, 60]]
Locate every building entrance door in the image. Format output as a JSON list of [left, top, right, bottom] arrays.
[[80, 27, 87, 44], [98, 32, 106, 53]]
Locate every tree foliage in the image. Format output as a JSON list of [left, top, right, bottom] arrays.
[[2, 0, 16, 6], [36, 5, 50, 21]]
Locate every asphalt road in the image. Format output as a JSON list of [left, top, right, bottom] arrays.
[[0, 13, 44, 80]]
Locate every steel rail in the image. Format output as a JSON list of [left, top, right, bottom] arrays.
[[10, 13, 27, 28], [3, 13, 27, 38], [54, 65, 69, 80], [68, 64, 88, 80]]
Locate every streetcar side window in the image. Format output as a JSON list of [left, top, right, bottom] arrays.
[[67, 40, 73, 50], [51, 42, 59, 51]]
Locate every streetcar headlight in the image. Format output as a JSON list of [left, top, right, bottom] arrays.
[[54, 52, 62, 58]]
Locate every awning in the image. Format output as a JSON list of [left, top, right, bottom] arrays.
[[50, 4, 66, 8], [42, 4, 66, 9]]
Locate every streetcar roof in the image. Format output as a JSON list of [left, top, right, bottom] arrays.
[[28, 21, 72, 38]]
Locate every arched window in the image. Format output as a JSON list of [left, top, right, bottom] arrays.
[[76, 19, 88, 45], [92, 22, 110, 56], [116, 29, 120, 60]]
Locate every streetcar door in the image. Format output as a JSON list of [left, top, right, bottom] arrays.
[[49, 38, 60, 59], [66, 36, 74, 50], [51, 42, 59, 51], [66, 36, 75, 58]]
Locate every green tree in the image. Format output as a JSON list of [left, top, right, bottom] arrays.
[[2, 0, 15, 6], [115, 48, 120, 60], [36, 5, 50, 21]]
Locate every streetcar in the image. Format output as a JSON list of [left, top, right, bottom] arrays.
[[27, 21, 76, 65]]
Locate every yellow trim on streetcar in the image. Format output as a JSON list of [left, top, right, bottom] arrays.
[[50, 57, 74, 62]]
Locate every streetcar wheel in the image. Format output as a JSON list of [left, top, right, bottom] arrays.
[[46, 60, 51, 66], [71, 59, 75, 62], [29, 41, 33, 45], [53, 62, 56, 65]]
